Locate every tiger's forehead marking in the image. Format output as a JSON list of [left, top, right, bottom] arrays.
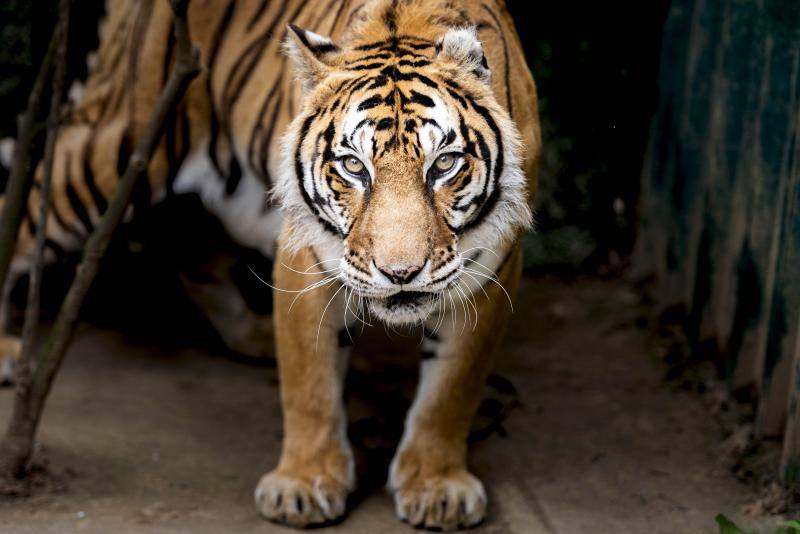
[[328, 37, 464, 160], [339, 87, 453, 160]]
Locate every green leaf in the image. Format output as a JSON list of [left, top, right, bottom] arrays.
[[715, 514, 745, 534], [782, 520, 800, 533]]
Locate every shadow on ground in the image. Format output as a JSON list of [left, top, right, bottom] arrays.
[[0, 277, 779, 533]]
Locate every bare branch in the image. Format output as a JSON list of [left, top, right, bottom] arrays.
[[18, 0, 71, 396], [0, 32, 58, 298], [1, 0, 201, 486]]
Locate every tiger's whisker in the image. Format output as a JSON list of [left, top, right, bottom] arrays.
[[280, 262, 340, 276], [249, 265, 338, 294], [341, 287, 355, 347], [451, 283, 468, 335], [463, 267, 514, 312], [461, 246, 499, 258], [461, 269, 491, 302], [288, 274, 341, 312], [315, 282, 347, 351], [463, 257, 499, 275], [454, 280, 478, 331], [303, 258, 341, 273]]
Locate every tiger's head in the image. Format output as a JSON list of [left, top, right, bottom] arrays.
[[275, 13, 532, 326]]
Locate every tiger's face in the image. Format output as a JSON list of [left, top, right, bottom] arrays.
[[276, 24, 531, 326]]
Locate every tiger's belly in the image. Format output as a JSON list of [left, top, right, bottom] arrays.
[[171, 145, 282, 260]]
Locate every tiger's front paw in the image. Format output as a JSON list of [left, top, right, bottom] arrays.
[[255, 470, 349, 528], [0, 336, 21, 387], [391, 468, 487, 531]]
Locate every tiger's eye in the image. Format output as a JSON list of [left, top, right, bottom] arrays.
[[434, 153, 456, 173], [343, 157, 365, 175]]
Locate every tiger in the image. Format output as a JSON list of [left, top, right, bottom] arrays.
[[0, 0, 539, 529]]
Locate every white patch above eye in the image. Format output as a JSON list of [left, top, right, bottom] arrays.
[[340, 105, 376, 162], [416, 96, 460, 182]]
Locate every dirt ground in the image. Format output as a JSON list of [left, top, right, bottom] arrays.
[[0, 277, 782, 533]]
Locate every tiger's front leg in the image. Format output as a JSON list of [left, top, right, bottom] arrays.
[[389, 247, 522, 531], [255, 242, 354, 527]]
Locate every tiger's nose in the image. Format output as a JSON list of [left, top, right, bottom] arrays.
[[377, 263, 424, 285]]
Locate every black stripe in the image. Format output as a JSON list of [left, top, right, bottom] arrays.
[[337, 328, 355, 347], [247, 0, 271, 31], [346, 53, 392, 65], [295, 110, 339, 236], [446, 87, 468, 109], [329, 0, 349, 33], [257, 88, 283, 185], [65, 158, 95, 235], [358, 95, 383, 111], [82, 149, 108, 215], [131, 166, 152, 217], [117, 134, 132, 179], [461, 97, 504, 232], [218, 0, 307, 188], [376, 118, 394, 131], [409, 90, 435, 108], [167, 107, 191, 194], [480, 4, 513, 116], [225, 156, 243, 196], [397, 59, 431, 68], [221, 0, 297, 129], [206, 0, 236, 176], [248, 74, 281, 179], [164, 100, 179, 192], [44, 238, 66, 260], [355, 40, 388, 51], [422, 326, 439, 341], [349, 62, 385, 71], [50, 196, 84, 241], [25, 209, 36, 236]]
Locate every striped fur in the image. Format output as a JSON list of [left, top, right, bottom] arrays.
[[1, 1, 540, 529]]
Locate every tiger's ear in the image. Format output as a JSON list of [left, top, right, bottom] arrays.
[[285, 24, 341, 89], [435, 27, 491, 84]]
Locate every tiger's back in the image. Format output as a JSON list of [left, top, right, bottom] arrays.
[[7, 0, 536, 270]]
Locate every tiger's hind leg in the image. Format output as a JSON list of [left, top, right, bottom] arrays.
[[178, 250, 275, 361], [0, 274, 21, 386], [0, 142, 22, 385]]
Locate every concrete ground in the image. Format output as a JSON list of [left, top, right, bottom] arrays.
[[0, 277, 780, 533]]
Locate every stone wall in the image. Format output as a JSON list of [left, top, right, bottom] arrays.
[[635, 0, 800, 485]]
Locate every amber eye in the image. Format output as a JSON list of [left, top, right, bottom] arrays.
[[342, 156, 366, 176], [433, 153, 457, 173]]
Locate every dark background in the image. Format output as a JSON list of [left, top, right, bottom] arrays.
[[0, 0, 670, 339]]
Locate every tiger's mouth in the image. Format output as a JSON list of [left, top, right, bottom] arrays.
[[367, 290, 437, 325], [384, 291, 433, 308]]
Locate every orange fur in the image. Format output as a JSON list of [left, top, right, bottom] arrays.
[[0, 1, 539, 529]]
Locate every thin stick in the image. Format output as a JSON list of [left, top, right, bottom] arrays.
[[0, 32, 58, 300], [0, 0, 200, 485], [18, 0, 71, 393]]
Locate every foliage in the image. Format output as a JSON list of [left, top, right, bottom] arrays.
[[507, 0, 670, 271], [0, 0, 103, 138], [716, 514, 800, 534]]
